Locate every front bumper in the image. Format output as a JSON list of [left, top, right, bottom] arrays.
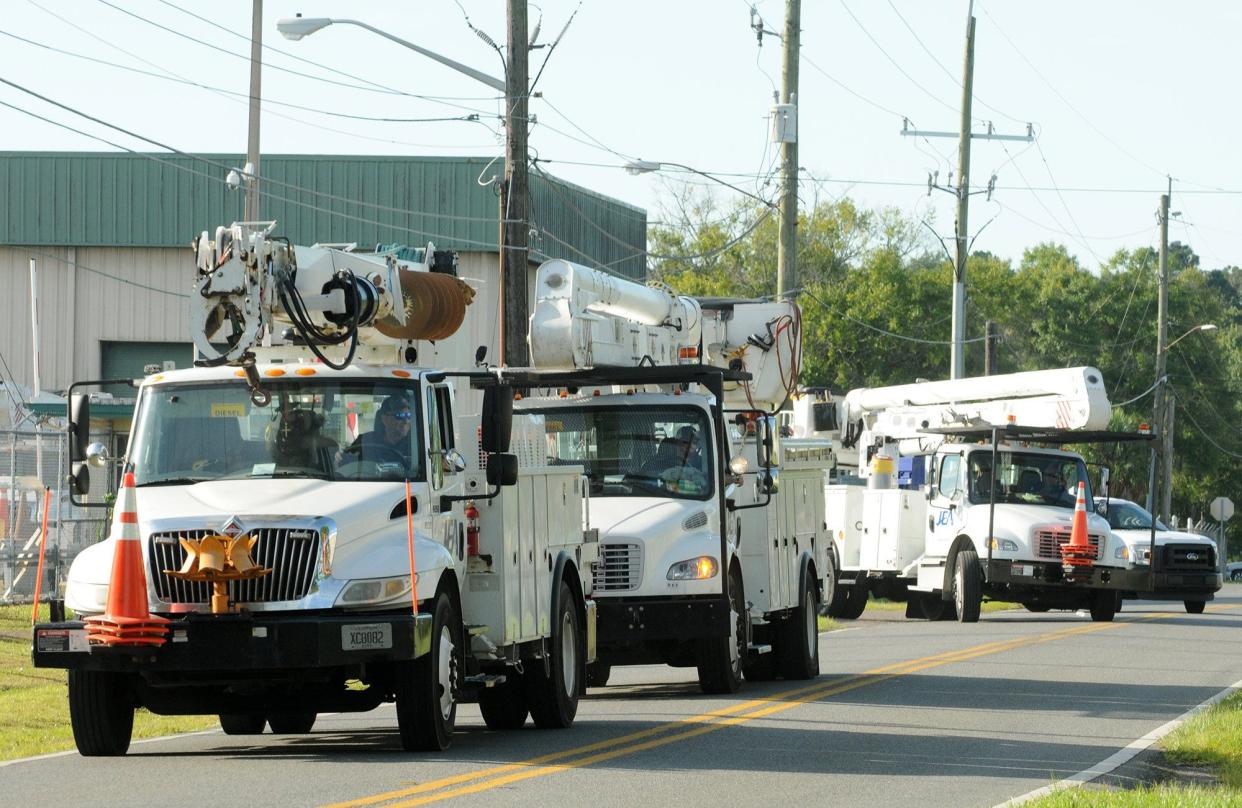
[[596, 595, 729, 647], [985, 559, 1221, 599], [32, 609, 433, 673]]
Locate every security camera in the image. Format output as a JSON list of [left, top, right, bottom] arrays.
[[225, 169, 242, 191]]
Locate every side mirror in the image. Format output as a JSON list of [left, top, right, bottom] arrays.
[[1099, 466, 1110, 497], [443, 448, 468, 474], [760, 469, 780, 495], [486, 452, 519, 487], [481, 385, 513, 454], [474, 345, 488, 366], [69, 394, 90, 461], [86, 442, 111, 468]]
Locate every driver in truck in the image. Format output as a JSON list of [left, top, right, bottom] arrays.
[[641, 425, 706, 493], [339, 394, 414, 469]]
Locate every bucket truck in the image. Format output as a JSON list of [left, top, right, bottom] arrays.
[[790, 367, 1167, 622], [32, 222, 598, 756], [509, 259, 830, 694]]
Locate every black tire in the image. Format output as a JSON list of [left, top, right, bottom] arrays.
[[838, 581, 869, 620], [68, 670, 134, 757], [267, 712, 316, 734], [1023, 603, 1051, 613], [585, 662, 611, 688], [953, 548, 983, 623], [778, 572, 821, 680], [821, 552, 850, 618], [1089, 590, 1117, 622], [1185, 600, 1206, 614], [1232, 571, 1242, 582], [396, 591, 461, 751], [219, 714, 266, 735], [478, 677, 529, 730], [698, 568, 747, 694], [527, 581, 582, 728], [915, 592, 957, 621]]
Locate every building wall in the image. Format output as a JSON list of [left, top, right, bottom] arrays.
[[0, 245, 526, 393]]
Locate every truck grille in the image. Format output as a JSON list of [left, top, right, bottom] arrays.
[[1034, 529, 1101, 561], [1159, 543, 1216, 571], [593, 543, 643, 591], [148, 528, 321, 604]]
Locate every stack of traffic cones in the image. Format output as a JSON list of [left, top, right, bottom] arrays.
[[84, 472, 169, 646], [1059, 481, 1096, 583]]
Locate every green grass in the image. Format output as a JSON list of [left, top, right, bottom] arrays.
[[0, 604, 215, 761], [1023, 691, 1242, 806], [865, 597, 1021, 613]]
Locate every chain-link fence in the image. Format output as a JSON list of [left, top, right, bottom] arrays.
[[0, 426, 112, 604]]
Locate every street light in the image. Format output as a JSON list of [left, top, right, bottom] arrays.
[[624, 159, 777, 209], [1163, 323, 1218, 353], [277, 11, 532, 367], [275, 16, 506, 91], [1152, 322, 1218, 521]]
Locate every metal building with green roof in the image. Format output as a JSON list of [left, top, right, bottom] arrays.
[[0, 151, 647, 397]]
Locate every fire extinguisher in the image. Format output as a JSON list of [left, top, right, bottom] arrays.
[[464, 502, 480, 557]]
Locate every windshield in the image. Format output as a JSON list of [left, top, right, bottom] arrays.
[[130, 379, 423, 485], [1097, 500, 1168, 531], [967, 451, 1092, 510], [520, 405, 713, 500]]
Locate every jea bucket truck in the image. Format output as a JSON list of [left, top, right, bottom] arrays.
[[33, 222, 598, 755], [789, 367, 1194, 622], [505, 259, 831, 694]]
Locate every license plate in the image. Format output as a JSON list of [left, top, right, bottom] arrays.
[[1011, 564, 1034, 577], [342, 623, 392, 651], [36, 628, 89, 653]]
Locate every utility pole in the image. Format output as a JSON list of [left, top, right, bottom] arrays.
[[244, 0, 263, 221], [501, 0, 530, 367], [1153, 188, 1171, 522], [983, 320, 998, 375], [900, 0, 1031, 379], [951, 6, 976, 380], [775, 0, 800, 299]]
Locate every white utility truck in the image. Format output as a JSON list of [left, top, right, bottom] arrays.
[[33, 222, 597, 755], [790, 368, 1154, 622], [507, 259, 830, 693]]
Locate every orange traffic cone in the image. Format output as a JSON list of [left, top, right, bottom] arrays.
[[84, 472, 169, 646], [1060, 481, 1096, 581]]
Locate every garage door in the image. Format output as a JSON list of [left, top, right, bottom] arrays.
[[100, 341, 194, 394]]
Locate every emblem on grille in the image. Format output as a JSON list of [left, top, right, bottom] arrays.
[[220, 515, 245, 538], [1186, 552, 1200, 561]]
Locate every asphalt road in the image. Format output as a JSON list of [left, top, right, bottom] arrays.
[[6, 586, 1242, 808]]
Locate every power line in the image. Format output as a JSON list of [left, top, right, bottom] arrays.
[[23, 247, 189, 298], [1176, 396, 1242, 460], [799, 287, 987, 346]]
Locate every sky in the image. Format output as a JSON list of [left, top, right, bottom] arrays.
[[1, 0, 1240, 273]]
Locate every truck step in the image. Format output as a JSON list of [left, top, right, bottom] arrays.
[[464, 624, 490, 637], [464, 673, 507, 688], [748, 643, 773, 656]]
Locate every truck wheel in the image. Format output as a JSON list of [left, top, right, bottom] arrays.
[[479, 677, 529, 730], [1185, 600, 1206, 614], [953, 549, 983, 623], [68, 669, 134, 757], [839, 581, 869, 620], [396, 591, 461, 751], [585, 662, 612, 688], [267, 712, 317, 734], [527, 580, 582, 728], [1023, 603, 1051, 613], [1088, 590, 1117, 622], [778, 574, 821, 680], [821, 553, 850, 618], [219, 714, 266, 735], [915, 592, 957, 621], [697, 568, 746, 694]]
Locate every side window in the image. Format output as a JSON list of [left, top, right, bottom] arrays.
[[938, 454, 961, 499]]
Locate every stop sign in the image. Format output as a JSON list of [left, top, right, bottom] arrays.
[[1211, 496, 1235, 522]]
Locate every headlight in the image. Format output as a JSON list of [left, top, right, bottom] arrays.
[[989, 538, 1019, 552], [1115, 545, 1129, 560], [667, 556, 719, 580], [336, 575, 413, 606]]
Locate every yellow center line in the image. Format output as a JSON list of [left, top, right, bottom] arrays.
[[328, 603, 1242, 808]]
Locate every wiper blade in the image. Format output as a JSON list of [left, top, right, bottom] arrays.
[[137, 477, 211, 487]]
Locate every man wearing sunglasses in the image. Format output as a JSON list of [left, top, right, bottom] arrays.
[[339, 394, 414, 471]]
